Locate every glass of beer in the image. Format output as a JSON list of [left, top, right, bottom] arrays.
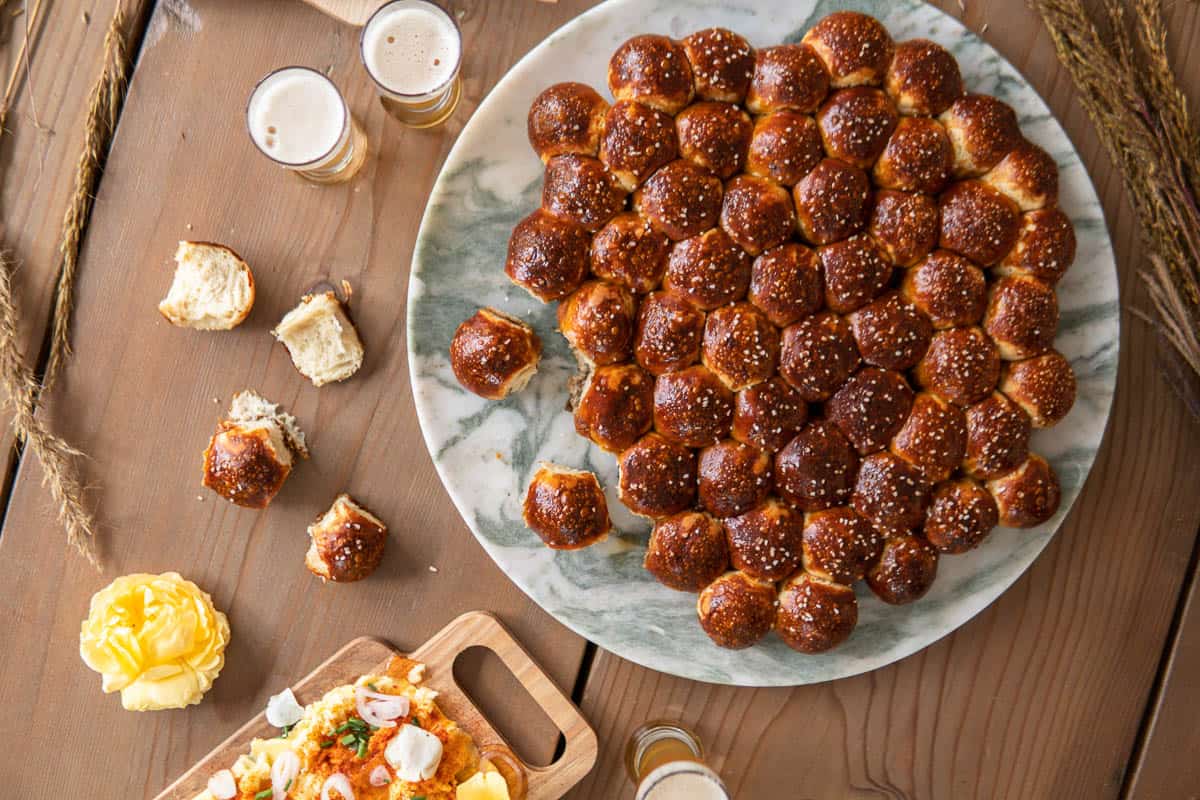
[[360, 0, 463, 128], [626, 721, 730, 800], [245, 66, 368, 184]]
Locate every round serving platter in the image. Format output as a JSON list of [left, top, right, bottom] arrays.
[[407, 0, 1119, 686]]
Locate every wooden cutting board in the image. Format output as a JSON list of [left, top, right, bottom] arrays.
[[153, 612, 598, 800], [297, 0, 382, 26]]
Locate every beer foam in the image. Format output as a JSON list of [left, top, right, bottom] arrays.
[[637, 763, 729, 800], [247, 68, 345, 166], [362, 1, 460, 96]]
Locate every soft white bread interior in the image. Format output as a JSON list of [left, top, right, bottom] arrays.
[[228, 389, 309, 459], [158, 241, 255, 329], [272, 291, 365, 387]]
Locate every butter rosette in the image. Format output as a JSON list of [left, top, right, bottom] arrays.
[[79, 572, 230, 711]]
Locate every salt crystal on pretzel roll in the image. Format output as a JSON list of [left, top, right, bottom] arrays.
[[675, 101, 753, 179], [776, 571, 859, 654], [681, 27, 756, 104], [873, 116, 954, 194]]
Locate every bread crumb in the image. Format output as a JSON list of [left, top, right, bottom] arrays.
[[406, 664, 426, 684], [428, 565, 439, 573]]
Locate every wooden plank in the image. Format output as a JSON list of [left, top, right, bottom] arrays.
[[0, 1, 603, 797], [570, 1, 1200, 797]]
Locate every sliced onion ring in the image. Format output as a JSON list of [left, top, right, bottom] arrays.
[[206, 769, 237, 800], [321, 773, 356, 800], [266, 688, 304, 729], [368, 765, 391, 787], [354, 686, 409, 728], [271, 750, 300, 798]]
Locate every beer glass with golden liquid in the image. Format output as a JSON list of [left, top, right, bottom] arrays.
[[626, 721, 730, 800]]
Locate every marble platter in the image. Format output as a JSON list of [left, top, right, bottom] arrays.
[[407, 0, 1119, 686]]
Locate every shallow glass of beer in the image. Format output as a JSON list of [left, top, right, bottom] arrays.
[[245, 66, 368, 184], [626, 721, 730, 800], [359, 0, 463, 128]]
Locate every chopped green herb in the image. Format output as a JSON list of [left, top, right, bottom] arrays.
[[254, 790, 273, 800], [280, 723, 295, 738], [409, 718, 421, 729], [319, 740, 335, 748], [284, 779, 293, 791], [412, 796, 426, 800], [340, 733, 358, 746], [367, 682, 378, 691], [356, 739, 369, 759]]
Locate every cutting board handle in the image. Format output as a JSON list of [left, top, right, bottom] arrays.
[[297, 0, 380, 27]]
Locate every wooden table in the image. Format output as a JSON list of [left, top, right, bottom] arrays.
[[0, 1, 1197, 797]]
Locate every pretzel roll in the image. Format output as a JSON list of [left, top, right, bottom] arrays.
[[644, 511, 730, 591], [746, 111, 824, 187], [963, 391, 1032, 480], [450, 308, 542, 400], [914, 326, 1001, 406], [995, 208, 1076, 286], [504, 208, 591, 303], [776, 571, 858, 654], [866, 533, 938, 604], [746, 44, 830, 115], [816, 87, 899, 168], [608, 34, 694, 114], [681, 27, 756, 103], [939, 94, 1022, 176], [819, 235, 893, 314], [522, 463, 611, 550], [801, 507, 883, 584], [852, 451, 930, 536], [1000, 350, 1076, 427], [868, 190, 939, 267], [873, 116, 954, 194], [557, 280, 637, 366], [573, 363, 655, 453], [542, 154, 627, 232], [900, 249, 987, 329], [634, 290, 706, 375], [527, 82, 609, 163], [848, 291, 933, 371], [987, 453, 1061, 528], [675, 101, 753, 179], [750, 243, 822, 328], [779, 311, 861, 402], [618, 432, 697, 519], [793, 158, 872, 245], [774, 420, 859, 511], [662, 228, 752, 310], [732, 377, 809, 453], [981, 140, 1059, 211], [724, 497, 804, 581], [599, 100, 679, 191], [634, 160, 724, 241], [938, 179, 1021, 266], [884, 39, 964, 116], [591, 212, 671, 293], [698, 439, 774, 518], [802, 11, 894, 88], [827, 367, 915, 456], [654, 364, 736, 447], [889, 392, 968, 483], [984, 274, 1059, 360], [702, 302, 781, 391], [923, 477, 998, 554], [696, 571, 777, 649], [720, 174, 797, 256]]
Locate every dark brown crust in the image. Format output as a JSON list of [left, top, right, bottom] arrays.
[[776, 571, 859, 653], [801, 11, 894, 88], [618, 432, 698, 519], [774, 420, 859, 511], [981, 140, 1059, 211], [719, 174, 797, 256], [1000, 350, 1077, 427], [779, 311, 861, 402], [848, 291, 933, 370], [599, 100, 679, 191], [938, 179, 1021, 266], [724, 498, 805, 580], [914, 326, 1001, 407], [681, 27, 756, 104], [939, 94, 1022, 176], [557, 279, 637, 366], [701, 302, 780, 391], [522, 464, 612, 549], [698, 439, 774, 518], [608, 34, 695, 114], [731, 377, 809, 453], [450, 308, 542, 400], [746, 44, 831, 114], [885, 39, 964, 116], [852, 451, 930, 536], [889, 392, 968, 483], [873, 116, 954, 194], [745, 111, 824, 187], [987, 453, 1062, 528], [963, 391, 1032, 480], [202, 422, 291, 509], [653, 364, 736, 447], [590, 212, 671, 293], [819, 235, 893, 314], [793, 158, 872, 246], [675, 102, 753, 179], [634, 160, 724, 241], [527, 82, 609, 163], [749, 243, 822, 327], [827, 367, 916, 455], [923, 478, 999, 554], [984, 274, 1059, 360], [801, 506, 883, 584], [662, 228, 752, 310], [504, 208, 592, 303], [634, 290, 706, 375], [817, 87, 899, 169], [697, 571, 778, 649], [574, 363, 655, 453], [866, 534, 939, 604], [901, 249, 988, 329], [541, 154, 627, 232], [644, 511, 731, 591], [995, 208, 1076, 286], [305, 495, 388, 582], [868, 189, 939, 267]]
